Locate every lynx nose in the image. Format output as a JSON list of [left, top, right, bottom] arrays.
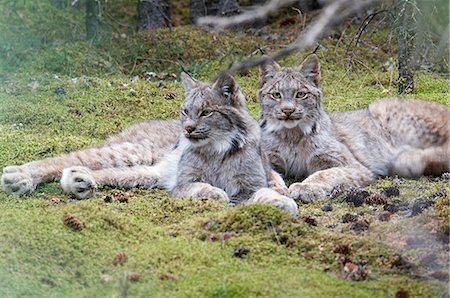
[[282, 107, 294, 117], [184, 125, 195, 134]]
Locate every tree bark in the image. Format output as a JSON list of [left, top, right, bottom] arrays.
[[217, 0, 240, 17], [137, 0, 171, 30], [86, 0, 100, 41], [394, 0, 415, 94], [190, 0, 215, 24]]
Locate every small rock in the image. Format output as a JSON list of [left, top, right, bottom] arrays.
[[381, 187, 400, 198], [321, 203, 333, 212], [341, 213, 358, 223], [231, 246, 250, 258], [356, 210, 365, 216], [349, 220, 370, 232], [55, 86, 65, 95]]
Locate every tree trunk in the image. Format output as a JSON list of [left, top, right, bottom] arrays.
[[137, 0, 171, 30], [394, 0, 415, 94], [217, 0, 240, 17], [190, 0, 216, 24], [86, 0, 100, 41]]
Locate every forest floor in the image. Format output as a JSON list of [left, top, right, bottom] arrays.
[[0, 2, 449, 297]]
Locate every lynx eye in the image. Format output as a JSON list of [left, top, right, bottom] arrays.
[[295, 91, 307, 99], [199, 109, 214, 118], [271, 91, 282, 100], [181, 109, 189, 117]]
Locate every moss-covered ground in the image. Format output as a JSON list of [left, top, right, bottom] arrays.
[[0, 2, 449, 297]]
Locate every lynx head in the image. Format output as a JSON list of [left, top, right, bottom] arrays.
[[179, 72, 251, 153], [258, 54, 323, 135]]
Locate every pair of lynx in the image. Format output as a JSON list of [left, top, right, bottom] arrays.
[[2, 55, 449, 215]]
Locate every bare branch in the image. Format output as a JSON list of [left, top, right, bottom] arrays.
[[196, 0, 297, 29], [213, 0, 378, 77]]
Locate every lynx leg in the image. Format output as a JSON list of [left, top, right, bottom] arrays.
[[2, 141, 162, 196], [248, 188, 298, 215], [289, 166, 374, 203], [391, 146, 450, 178], [60, 165, 164, 199]]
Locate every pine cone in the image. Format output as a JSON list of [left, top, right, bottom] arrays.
[[365, 193, 387, 205], [63, 213, 84, 231], [112, 252, 128, 266]]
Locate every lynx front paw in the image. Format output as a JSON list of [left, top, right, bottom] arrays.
[[194, 185, 230, 203], [289, 182, 328, 203], [1, 166, 37, 196], [61, 167, 96, 199], [249, 188, 299, 216]]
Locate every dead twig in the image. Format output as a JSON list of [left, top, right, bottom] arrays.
[[197, 0, 298, 30], [208, 0, 378, 79]]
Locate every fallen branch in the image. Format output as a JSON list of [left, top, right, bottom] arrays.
[[197, 0, 297, 30], [203, 0, 378, 77]]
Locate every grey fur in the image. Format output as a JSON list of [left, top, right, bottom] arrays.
[[258, 54, 450, 203]]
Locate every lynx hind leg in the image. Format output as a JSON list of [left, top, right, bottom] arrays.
[[2, 166, 37, 196], [248, 188, 298, 216], [60, 166, 96, 199], [391, 146, 450, 178]]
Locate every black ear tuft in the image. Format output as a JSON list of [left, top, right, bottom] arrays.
[[259, 58, 281, 88], [180, 72, 198, 91], [298, 54, 321, 87]]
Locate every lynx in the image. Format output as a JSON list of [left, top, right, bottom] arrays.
[[258, 54, 450, 203], [2, 73, 297, 214]]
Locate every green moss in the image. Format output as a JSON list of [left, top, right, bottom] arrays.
[[0, 3, 449, 296]]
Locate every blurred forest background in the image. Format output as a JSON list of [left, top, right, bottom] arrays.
[[0, 0, 448, 92]]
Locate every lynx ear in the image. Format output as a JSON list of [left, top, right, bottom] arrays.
[[259, 58, 281, 87], [298, 54, 321, 87], [212, 73, 244, 107], [180, 72, 198, 91]]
